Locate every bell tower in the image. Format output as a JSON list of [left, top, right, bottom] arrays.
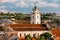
[[31, 6, 41, 24]]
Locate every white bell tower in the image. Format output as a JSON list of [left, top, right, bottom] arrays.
[[31, 6, 41, 24]]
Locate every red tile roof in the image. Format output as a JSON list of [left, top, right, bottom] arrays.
[[10, 24, 42, 27], [54, 37, 60, 40], [10, 24, 48, 31], [50, 28, 60, 37]]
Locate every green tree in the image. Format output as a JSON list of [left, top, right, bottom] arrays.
[[25, 34, 31, 40], [40, 36, 45, 40], [40, 32, 52, 40], [0, 27, 4, 31], [44, 32, 52, 39]]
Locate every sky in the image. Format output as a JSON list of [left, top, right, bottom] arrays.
[[0, 0, 60, 14]]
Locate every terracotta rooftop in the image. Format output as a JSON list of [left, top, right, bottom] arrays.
[[50, 28, 60, 37], [54, 37, 60, 40], [10, 24, 48, 31]]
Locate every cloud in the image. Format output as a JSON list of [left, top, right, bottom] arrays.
[[0, 0, 60, 13], [0, 9, 9, 13], [49, 3, 59, 7], [0, 0, 59, 8], [26, 0, 42, 2], [53, 0, 60, 2], [0, 6, 6, 9], [37, 1, 59, 8], [15, 1, 28, 8], [0, 9, 16, 13], [0, 0, 16, 2], [17, 0, 59, 8]]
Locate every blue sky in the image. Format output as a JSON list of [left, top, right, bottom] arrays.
[[0, 0, 60, 14]]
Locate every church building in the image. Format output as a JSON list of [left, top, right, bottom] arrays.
[[5, 6, 51, 40]]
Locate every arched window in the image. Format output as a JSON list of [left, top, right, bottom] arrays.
[[20, 33, 22, 37], [32, 22, 34, 24], [37, 13, 38, 14], [24, 33, 26, 37], [33, 16, 34, 18], [37, 16, 39, 18]]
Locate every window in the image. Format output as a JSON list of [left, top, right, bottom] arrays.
[[24, 33, 26, 37], [37, 13, 38, 14], [33, 16, 34, 18], [37, 16, 39, 18], [32, 22, 34, 24], [32, 13, 34, 14], [20, 33, 22, 37]]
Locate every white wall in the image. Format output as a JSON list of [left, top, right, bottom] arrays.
[[17, 31, 50, 38]]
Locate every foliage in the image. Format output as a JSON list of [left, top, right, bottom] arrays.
[[43, 32, 52, 39], [53, 19, 60, 23], [40, 36, 45, 40], [25, 34, 31, 40], [41, 13, 56, 20], [0, 27, 4, 31], [40, 32, 52, 40], [0, 12, 57, 21]]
